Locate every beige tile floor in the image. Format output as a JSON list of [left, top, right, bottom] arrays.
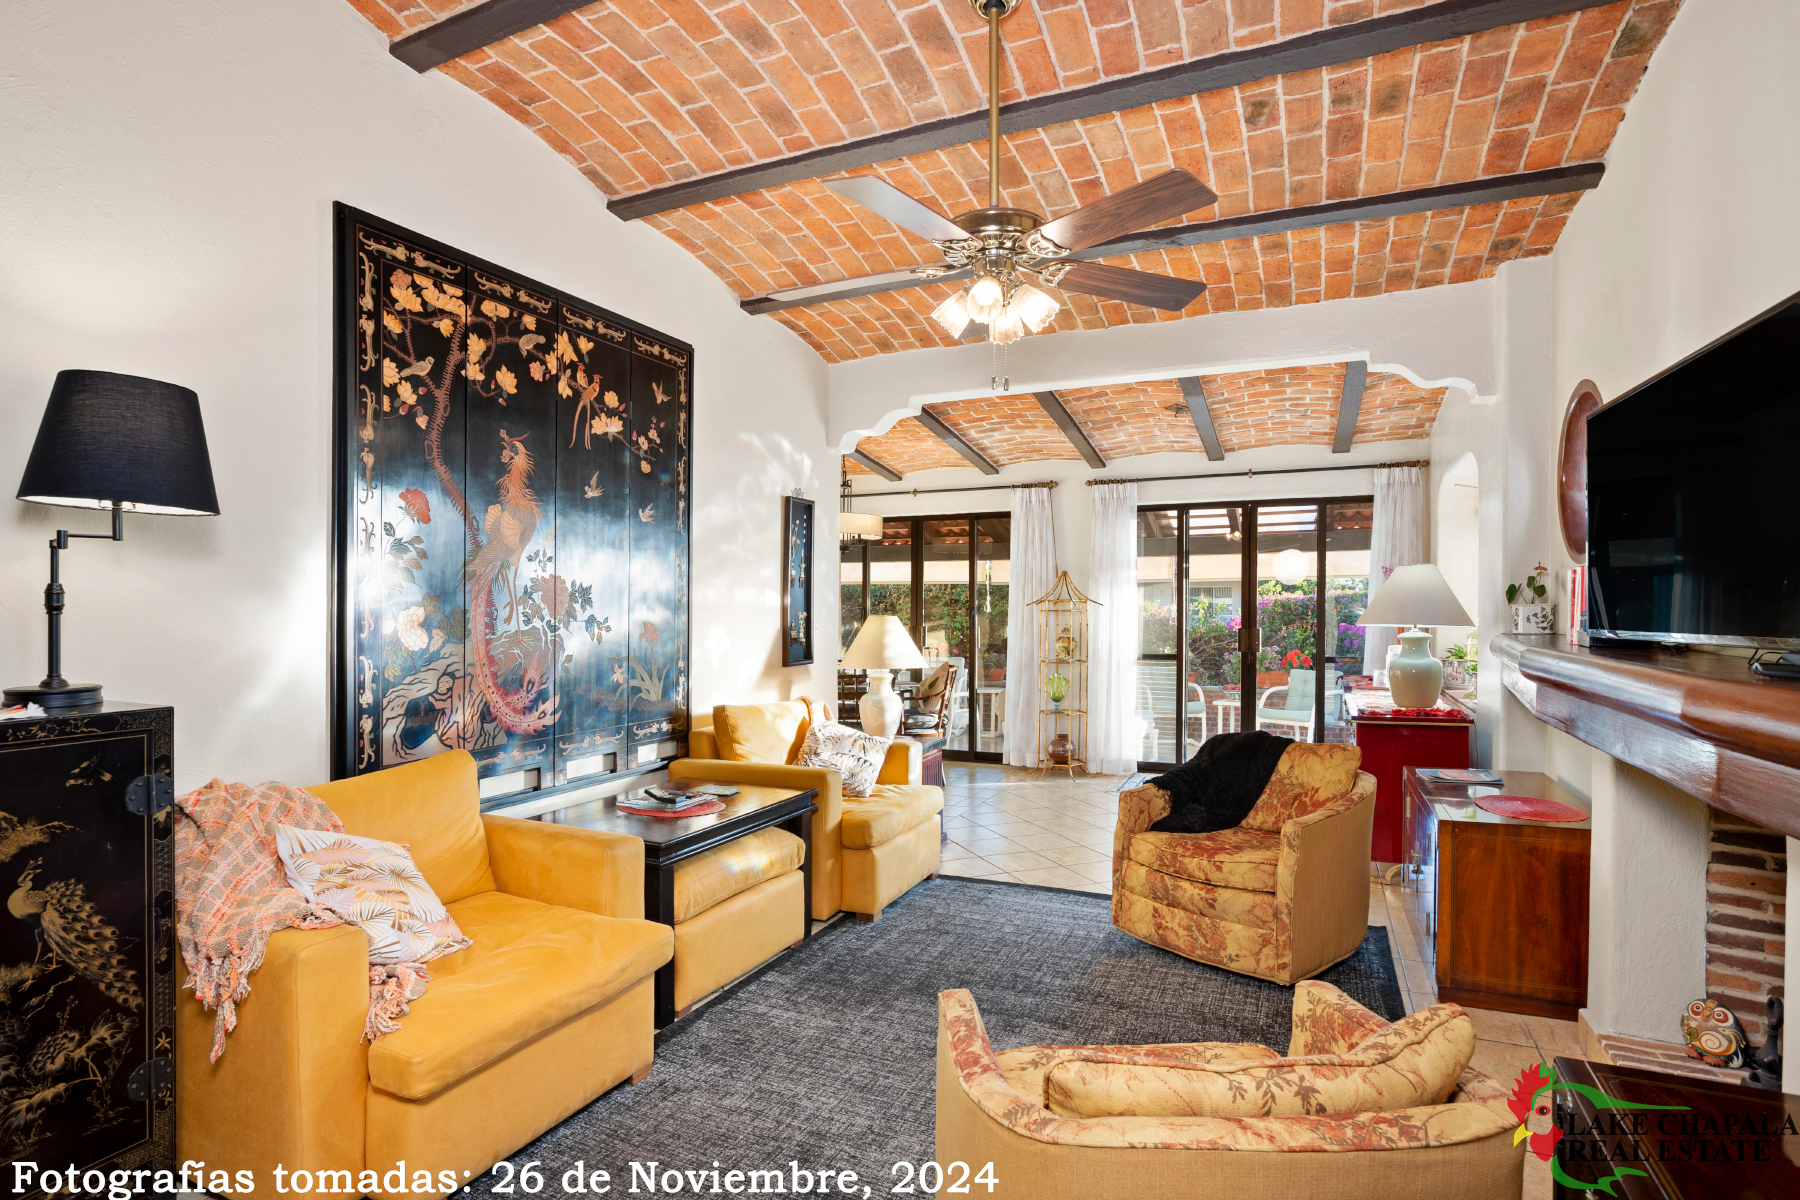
[[938, 761, 1562, 1198], [936, 761, 1125, 893]]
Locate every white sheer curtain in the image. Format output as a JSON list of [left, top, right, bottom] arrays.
[[1003, 486, 1056, 767], [1363, 465, 1429, 675], [1086, 481, 1139, 774]]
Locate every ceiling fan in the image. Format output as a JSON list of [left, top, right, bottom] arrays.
[[791, 0, 1217, 346]]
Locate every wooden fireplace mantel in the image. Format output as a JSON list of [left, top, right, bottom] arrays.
[[1491, 633, 1800, 836]]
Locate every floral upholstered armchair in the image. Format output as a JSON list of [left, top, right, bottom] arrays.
[[1112, 743, 1375, 985], [935, 983, 1524, 1200]]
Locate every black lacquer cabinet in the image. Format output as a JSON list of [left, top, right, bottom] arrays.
[[0, 703, 175, 1192]]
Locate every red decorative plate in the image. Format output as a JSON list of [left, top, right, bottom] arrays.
[[1473, 794, 1586, 822]]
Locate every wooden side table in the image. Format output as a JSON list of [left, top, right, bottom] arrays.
[[1343, 690, 1473, 864], [1408, 769, 1591, 1019], [901, 734, 947, 787]]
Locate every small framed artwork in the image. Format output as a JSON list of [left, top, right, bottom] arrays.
[[782, 495, 814, 666]]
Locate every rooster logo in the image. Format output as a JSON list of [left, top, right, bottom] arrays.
[[1508, 1061, 1684, 1194]]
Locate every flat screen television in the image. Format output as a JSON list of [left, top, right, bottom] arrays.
[[1586, 293, 1800, 650]]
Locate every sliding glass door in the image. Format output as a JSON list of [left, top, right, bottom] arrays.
[[839, 513, 1010, 760], [1135, 497, 1372, 770]]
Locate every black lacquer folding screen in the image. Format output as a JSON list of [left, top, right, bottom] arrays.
[[332, 207, 690, 786]]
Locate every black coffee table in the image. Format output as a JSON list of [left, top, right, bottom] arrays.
[[555, 780, 818, 1025]]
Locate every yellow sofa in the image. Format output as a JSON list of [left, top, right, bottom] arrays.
[[670, 700, 942, 921], [936, 984, 1524, 1199], [1112, 754, 1377, 985], [176, 750, 673, 1194]]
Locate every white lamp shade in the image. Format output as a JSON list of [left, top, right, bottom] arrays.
[[929, 290, 973, 338], [1359, 563, 1475, 627], [839, 511, 882, 538], [840, 614, 927, 670]]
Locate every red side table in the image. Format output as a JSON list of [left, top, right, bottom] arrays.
[[1343, 691, 1473, 865]]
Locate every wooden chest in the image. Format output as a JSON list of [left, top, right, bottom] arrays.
[[0, 703, 175, 1193], [1405, 768, 1591, 1020]]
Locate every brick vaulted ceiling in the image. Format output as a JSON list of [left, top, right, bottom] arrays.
[[843, 365, 1447, 476], [349, 0, 1679, 366]]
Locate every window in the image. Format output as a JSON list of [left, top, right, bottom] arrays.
[[838, 512, 1010, 759], [1134, 495, 1373, 768]]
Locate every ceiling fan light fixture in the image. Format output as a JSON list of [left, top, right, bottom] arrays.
[[988, 308, 1026, 345], [930, 290, 974, 338], [1010, 283, 1059, 332], [966, 275, 1006, 323]]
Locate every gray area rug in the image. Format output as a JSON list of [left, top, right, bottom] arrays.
[[470, 877, 1401, 1192]]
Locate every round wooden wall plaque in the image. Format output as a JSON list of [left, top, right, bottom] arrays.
[[1559, 380, 1603, 560]]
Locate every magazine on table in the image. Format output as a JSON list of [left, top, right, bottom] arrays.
[[625, 786, 718, 812], [1413, 767, 1503, 784]]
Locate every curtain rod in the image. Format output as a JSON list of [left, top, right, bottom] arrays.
[[851, 480, 1059, 498], [1084, 459, 1429, 486]]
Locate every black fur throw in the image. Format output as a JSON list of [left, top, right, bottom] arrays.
[[1146, 730, 1294, 834]]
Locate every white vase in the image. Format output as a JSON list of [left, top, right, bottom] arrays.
[[1510, 603, 1557, 634], [1387, 630, 1444, 708], [857, 668, 903, 737]]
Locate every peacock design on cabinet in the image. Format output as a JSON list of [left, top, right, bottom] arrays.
[[7, 862, 141, 1011], [0, 998, 137, 1147]]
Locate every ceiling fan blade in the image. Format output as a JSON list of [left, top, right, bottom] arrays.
[[1035, 169, 1219, 252], [823, 177, 969, 244], [765, 268, 943, 303], [1046, 262, 1206, 312]]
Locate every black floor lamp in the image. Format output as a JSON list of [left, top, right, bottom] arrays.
[[6, 370, 220, 711]]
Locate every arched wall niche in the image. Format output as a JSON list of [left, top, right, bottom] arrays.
[[1559, 380, 1604, 560]]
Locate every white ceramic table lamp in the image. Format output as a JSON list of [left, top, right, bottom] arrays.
[[840, 615, 927, 737], [1358, 563, 1475, 708]]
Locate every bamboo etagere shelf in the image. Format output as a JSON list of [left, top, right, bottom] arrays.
[[1030, 570, 1095, 777]]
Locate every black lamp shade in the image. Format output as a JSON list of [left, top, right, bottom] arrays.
[[17, 369, 220, 515]]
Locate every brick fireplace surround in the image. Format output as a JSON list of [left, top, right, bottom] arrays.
[[1706, 809, 1787, 1045], [1494, 633, 1797, 1087]]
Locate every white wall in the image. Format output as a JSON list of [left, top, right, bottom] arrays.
[[0, 0, 835, 791], [1424, 255, 1557, 770], [1522, 0, 1798, 1053], [1431, 452, 1479, 659]]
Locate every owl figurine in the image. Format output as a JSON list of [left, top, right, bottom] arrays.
[[1681, 999, 1748, 1068]]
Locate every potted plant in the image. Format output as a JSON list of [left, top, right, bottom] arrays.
[[1443, 641, 1477, 686], [1507, 563, 1556, 633]]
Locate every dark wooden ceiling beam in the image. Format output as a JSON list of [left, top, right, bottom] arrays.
[[740, 164, 1603, 314], [1032, 392, 1105, 468], [391, 0, 588, 73], [914, 410, 1000, 475], [847, 450, 902, 482], [1178, 378, 1226, 462], [611, 0, 1608, 220], [1332, 361, 1370, 453]]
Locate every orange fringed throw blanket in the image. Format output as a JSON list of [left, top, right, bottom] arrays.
[[174, 779, 431, 1059]]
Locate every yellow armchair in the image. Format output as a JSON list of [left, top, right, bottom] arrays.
[[176, 750, 673, 1194], [672, 702, 941, 920]]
